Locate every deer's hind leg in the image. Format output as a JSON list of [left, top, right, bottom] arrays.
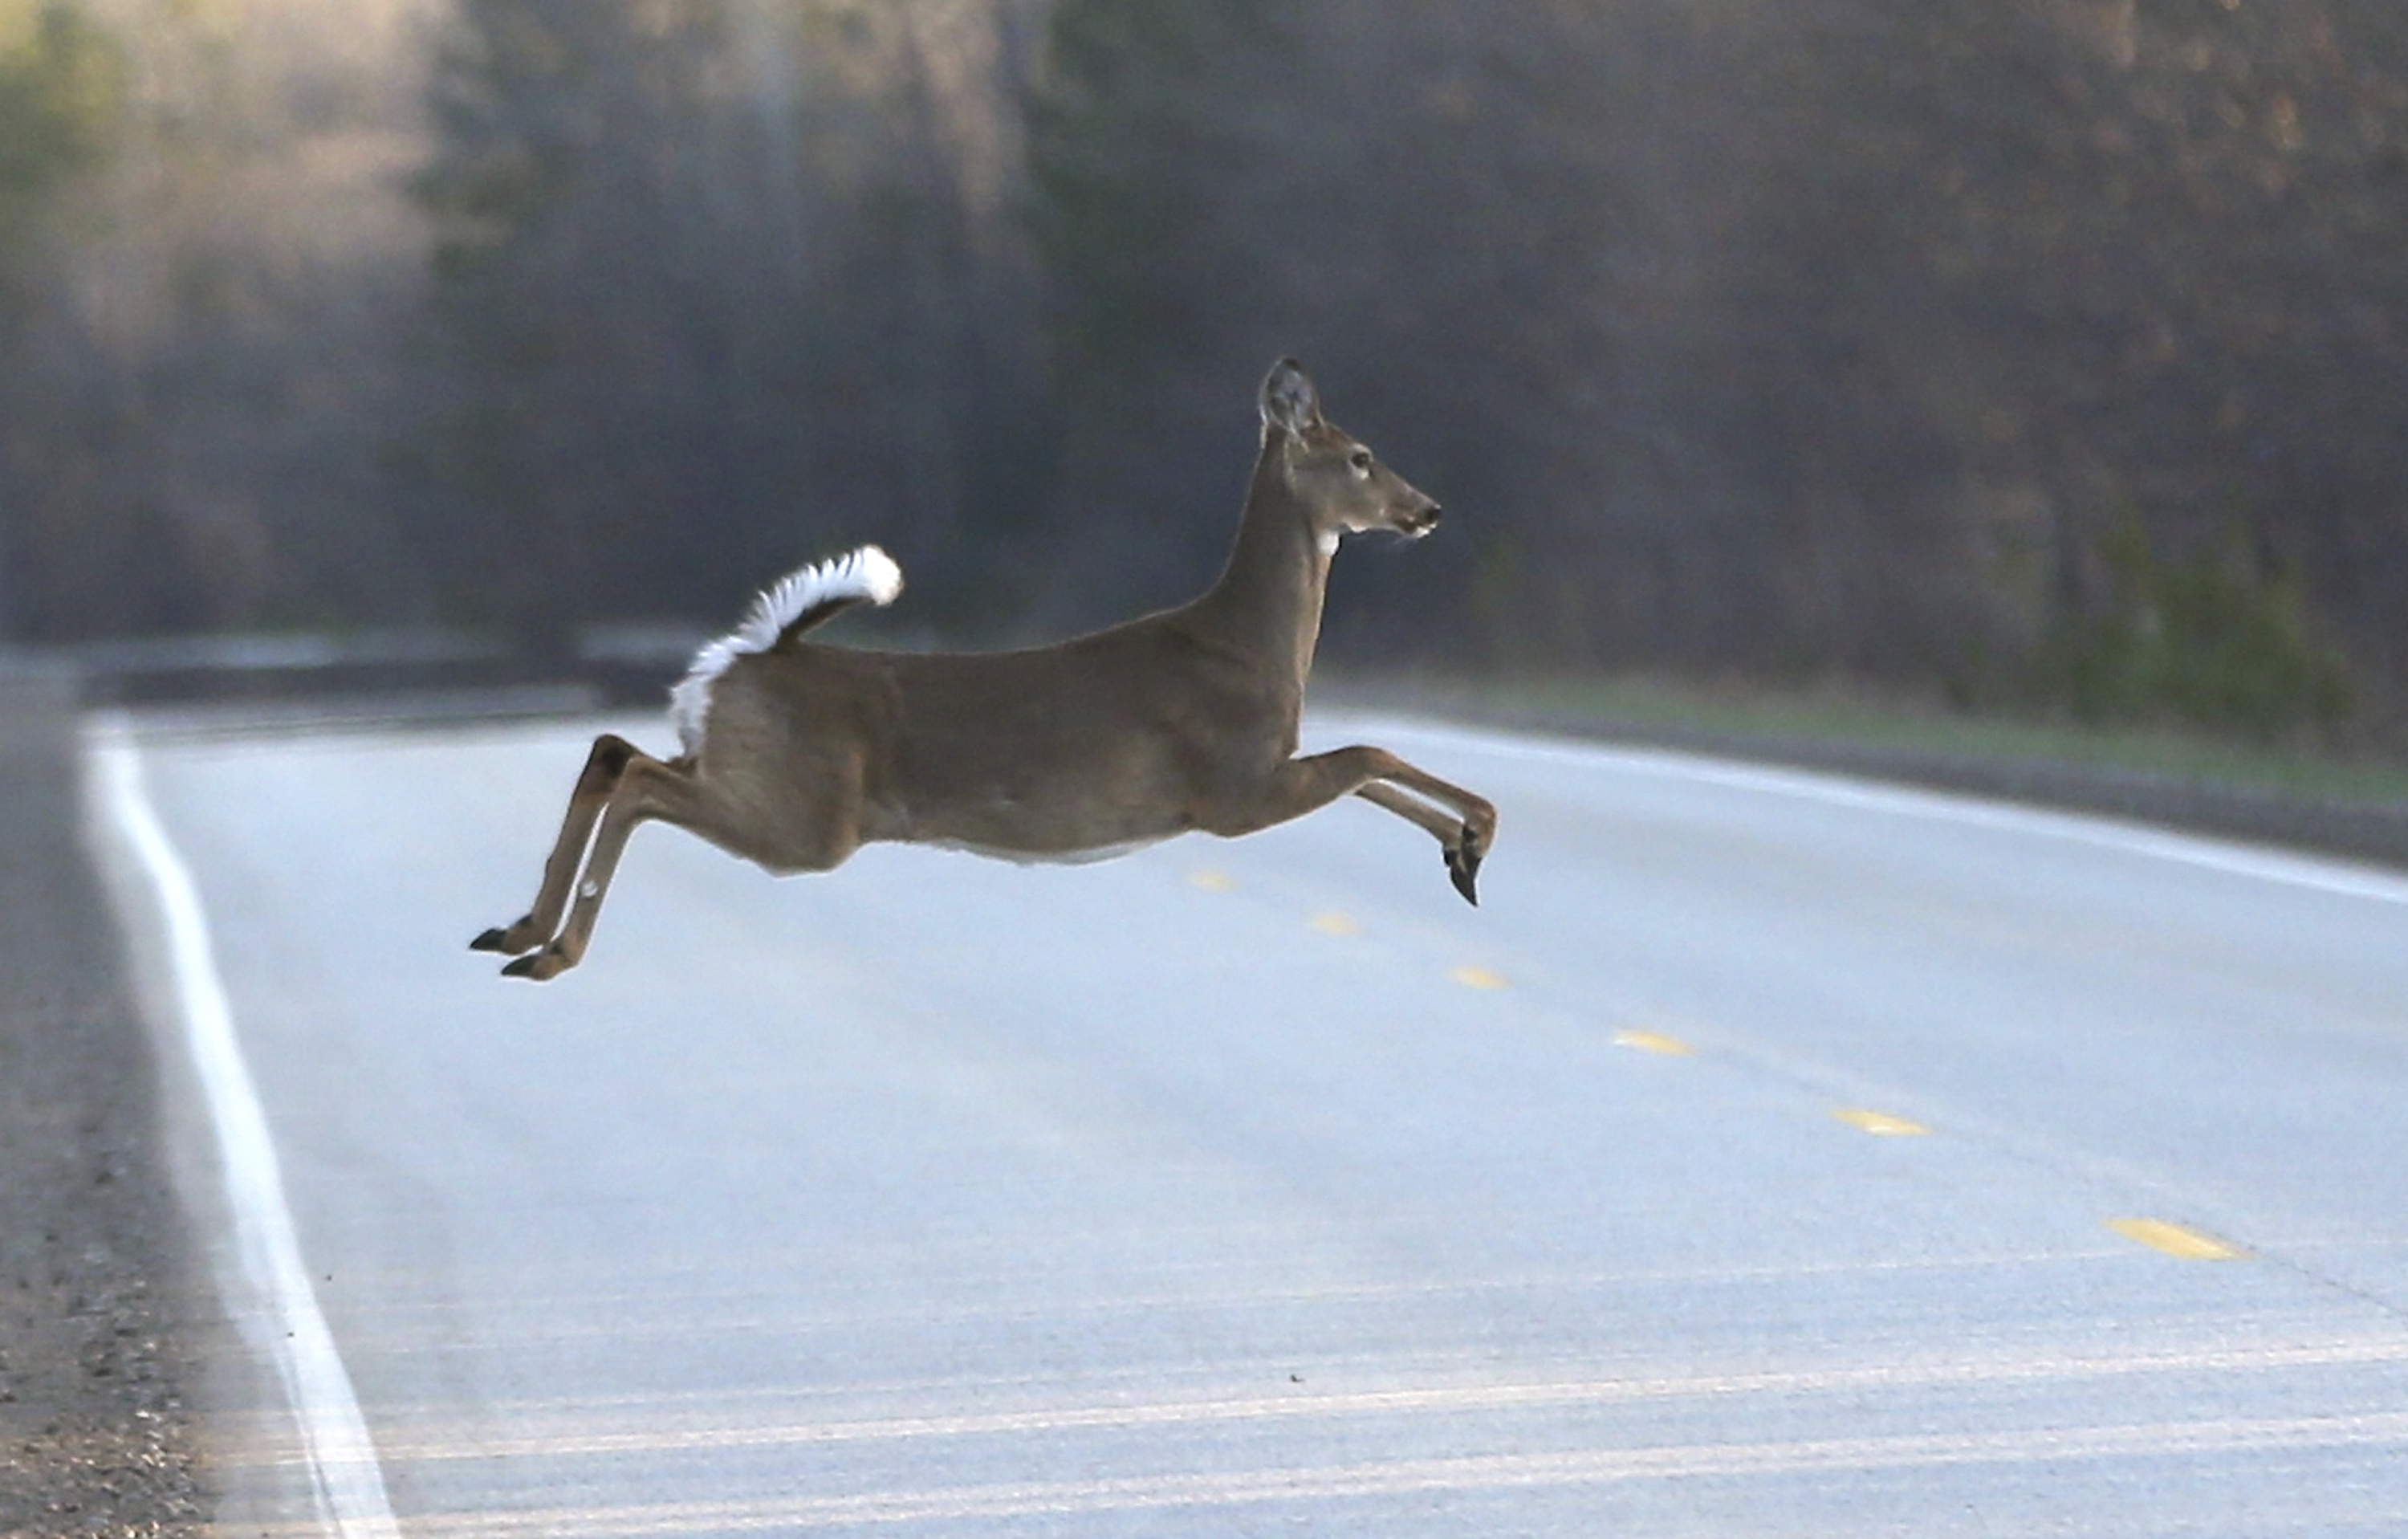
[[472, 733, 642, 957], [499, 751, 866, 982]]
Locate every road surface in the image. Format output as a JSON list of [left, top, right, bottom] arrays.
[[93, 706, 2408, 1537]]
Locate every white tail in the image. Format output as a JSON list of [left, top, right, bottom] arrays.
[[474, 358, 1495, 980], [668, 544, 903, 755]]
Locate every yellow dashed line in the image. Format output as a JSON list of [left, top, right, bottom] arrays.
[[1831, 1108, 1930, 1136], [1188, 869, 1235, 892], [1449, 965, 1509, 990], [1613, 1029, 1694, 1056], [2105, 1218, 2249, 1260], [1308, 911, 1360, 936]]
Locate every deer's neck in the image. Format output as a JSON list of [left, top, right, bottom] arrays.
[[1183, 438, 1331, 696]]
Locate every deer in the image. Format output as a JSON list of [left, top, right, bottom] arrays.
[[471, 358, 1496, 980]]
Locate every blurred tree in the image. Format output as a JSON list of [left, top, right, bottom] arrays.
[[1025, 0, 2407, 728], [413, 0, 1050, 652], [0, 0, 119, 280], [1729, 0, 2408, 715], [414, 0, 738, 654], [2, 0, 441, 645], [0, 0, 121, 635], [1024, 0, 1649, 657]]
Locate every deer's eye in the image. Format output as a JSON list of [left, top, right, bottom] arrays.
[[1348, 450, 1373, 474]]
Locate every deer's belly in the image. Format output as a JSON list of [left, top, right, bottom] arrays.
[[925, 832, 1178, 866], [880, 791, 1194, 865]]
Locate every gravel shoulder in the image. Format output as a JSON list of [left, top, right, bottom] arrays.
[[0, 669, 203, 1538]]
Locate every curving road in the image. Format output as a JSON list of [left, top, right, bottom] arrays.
[[96, 706, 2408, 1537]]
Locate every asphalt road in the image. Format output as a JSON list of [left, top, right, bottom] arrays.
[[96, 706, 2408, 1537]]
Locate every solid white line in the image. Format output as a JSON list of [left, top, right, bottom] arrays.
[[390, 1410, 2408, 1534], [1337, 715, 2408, 906], [367, 1335, 2408, 1464], [90, 723, 401, 1539]]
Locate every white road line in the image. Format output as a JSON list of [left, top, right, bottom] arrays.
[[366, 1334, 2408, 1464], [90, 723, 400, 1539], [1338, 715, 2408, 907], [391, 1411, 2408, 1535]]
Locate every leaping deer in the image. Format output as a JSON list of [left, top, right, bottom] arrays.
[[473, 358, 1496, 979]]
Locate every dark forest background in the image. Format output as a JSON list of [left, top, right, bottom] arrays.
[[2, 0, 2403, 744]]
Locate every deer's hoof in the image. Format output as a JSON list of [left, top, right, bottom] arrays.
[[1446, 847, 1482, 906], [500, 947, 567, 982], [470, 917, 538, 955]]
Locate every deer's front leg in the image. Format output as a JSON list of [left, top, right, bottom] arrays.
[[1352, 760, 1497, 906], [1355, 783, 1490, 905], [1201, 745, 1495, 906]]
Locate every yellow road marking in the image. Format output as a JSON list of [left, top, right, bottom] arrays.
[[1613, 1029, 1693, 1056], [1308, 911, 1360, 936], [2105, 1218, 2249, 1260], [1831, 1108, 1929, 1136], [1449, 966, 1509, 990], [1188, 869, 1235, 892]]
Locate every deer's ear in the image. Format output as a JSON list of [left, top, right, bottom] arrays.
[[1259, 358, 1322, 435]]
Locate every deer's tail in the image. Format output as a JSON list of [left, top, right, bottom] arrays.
[[668, 545, 903, 755]]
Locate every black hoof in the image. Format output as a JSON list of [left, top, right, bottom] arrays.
[[472, 915, 539, 954], [501, 942, 574, 981], [1446, 848, 1482, 906]]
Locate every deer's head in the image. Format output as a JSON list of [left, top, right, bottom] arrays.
[[1259, 358, 1441, 546]]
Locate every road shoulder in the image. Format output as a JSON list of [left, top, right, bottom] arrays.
[[0, 669, 205, 1537]]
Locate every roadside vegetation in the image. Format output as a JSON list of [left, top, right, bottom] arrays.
[[1344, 670, 2408, 813]]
